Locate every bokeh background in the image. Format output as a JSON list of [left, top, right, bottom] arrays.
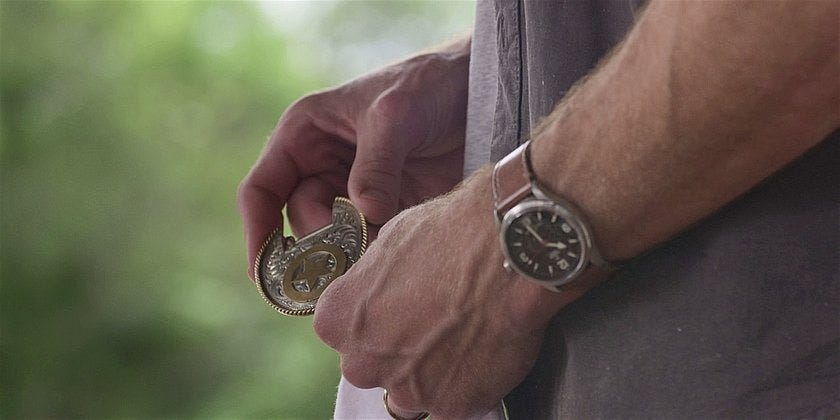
[[0, 1, 474, 418]]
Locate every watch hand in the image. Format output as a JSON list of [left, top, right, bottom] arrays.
[[522, 220, 546, 245], [547, 241, 567, 250]]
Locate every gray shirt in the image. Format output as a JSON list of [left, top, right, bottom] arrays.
[[465, 1, 839, 417]]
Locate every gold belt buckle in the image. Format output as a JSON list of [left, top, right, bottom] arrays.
[[254, 197, 367, 316]]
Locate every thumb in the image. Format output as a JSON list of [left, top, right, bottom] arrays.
[[348, 135, 407, 225]]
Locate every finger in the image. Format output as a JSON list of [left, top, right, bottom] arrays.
[[348, 91, 422, 225], [348, 131, 406, 225], [237, 145, 300, 280], [312, 258, 365, 350], [286, 177, 336, 238], [339, 356, 380, 390], [239, 95, 354, 280], [238, 110, 327, 279], [385, 389, 428, 420]]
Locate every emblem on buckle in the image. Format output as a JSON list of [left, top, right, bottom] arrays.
[[254, 197, 367, 316]]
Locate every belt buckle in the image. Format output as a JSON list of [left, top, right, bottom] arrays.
[[254, 197, 367, 316]]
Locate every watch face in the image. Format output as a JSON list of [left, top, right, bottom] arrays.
[[501, 200, 588, 284]]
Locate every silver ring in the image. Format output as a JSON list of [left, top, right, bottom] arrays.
[[383, 389, 429, 420]]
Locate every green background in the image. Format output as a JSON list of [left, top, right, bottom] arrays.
[[0, 1, 474, 418]]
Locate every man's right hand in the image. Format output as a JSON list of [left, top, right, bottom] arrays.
[[237, 37, 470, 278]]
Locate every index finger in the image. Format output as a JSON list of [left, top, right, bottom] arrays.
[[237, 128, 302, 280]]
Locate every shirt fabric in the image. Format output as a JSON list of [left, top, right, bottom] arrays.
[[465, 1, 840, 418]]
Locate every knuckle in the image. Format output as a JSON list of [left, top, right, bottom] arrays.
[[375, 211, 405, 239], [381, 212, 400, 230], [289, 91, 323, 113], [371, 88, 417, 123], [340, 357, 378, 389], [312, 301, 341, 351], [275, 91, 329, 131], [311, 321, 333, 349], [357, 152, 401, 178], [235, 179, 247, 206], [235, 177, 255, 212]]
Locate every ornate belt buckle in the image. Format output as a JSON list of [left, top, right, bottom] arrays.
[[254, 197, 367, 316]]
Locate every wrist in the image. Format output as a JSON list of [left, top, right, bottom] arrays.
[[466, 166, 595, 325]]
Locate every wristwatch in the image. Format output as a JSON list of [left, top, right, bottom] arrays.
[[492, 141, 616, 291]]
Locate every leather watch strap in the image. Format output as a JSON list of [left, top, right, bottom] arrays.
[[492, 140, 621, 289], [492, 142, 532, 221]]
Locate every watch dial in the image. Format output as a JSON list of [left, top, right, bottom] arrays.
[[504, 208, 584, 281]]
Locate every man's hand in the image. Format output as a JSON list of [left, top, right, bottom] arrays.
[[313, 169, 588, 418], [237, 37, 470, 277], [312, 1, 837, 418], [240, 0, 837, 417]]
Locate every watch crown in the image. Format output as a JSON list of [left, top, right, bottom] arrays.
[[503, 260, 512, 273]]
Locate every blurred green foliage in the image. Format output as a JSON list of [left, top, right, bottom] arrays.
[[0, 1, 473, 418]]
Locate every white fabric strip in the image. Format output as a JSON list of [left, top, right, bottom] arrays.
[[334, 376, 506, 420]]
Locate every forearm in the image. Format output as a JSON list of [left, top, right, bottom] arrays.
[[531, 0, 839, 261]]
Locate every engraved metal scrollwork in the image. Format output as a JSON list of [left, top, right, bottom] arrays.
[[254, 197, 367, 316]]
